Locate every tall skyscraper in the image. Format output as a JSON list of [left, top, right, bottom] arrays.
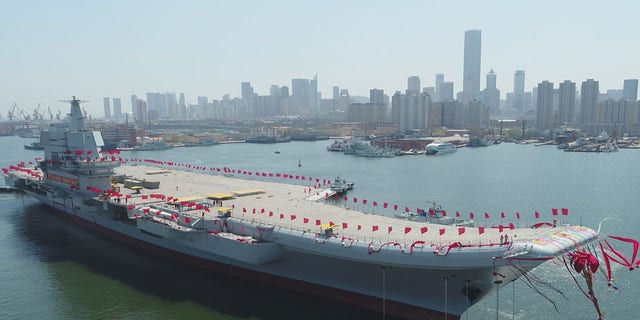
[[535, 81, 554, 131], [623, 79, 638, 101], [483, 69, 500, 114], [435, 73, 444, 102], [112, 98, 122, 120], [333, 86, 340, 110], [309, 74, 318, 111], [580, 79, 600, 129], [513, 70, 525, 110], [407, 76, 421, 94], [103, 97, 111, 118], [462, 30, 481, 103], [130, 95, 138, 121], [557, 81, 576, 125]]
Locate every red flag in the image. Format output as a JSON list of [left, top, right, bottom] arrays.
[[405, 207, 410, 213], [204, 207, 210, 212], [484, 212, 490, 219], [86, 150, 93, 155], [243, 207, 247, 213], [478, 227, 485, 234], [420, 226, 428, 234], [516, 212, 521, 219], [535, 211, 540, 219], [372, 226, 379, 232], [269, 211, 273, 217], [388, 226, 393, 233], [442, 210, 447, 217], [439, 228, 445, 235], [357, 225, 362, 231], [303, 218, 309, 223], [373, 201, 378, 207], [561, 208, 569, 216], [383, 202, 388, 208], [552, 208, 559, 216], [509, 222, 515, 230], [470, 212, 475, 219], [127, 205, 135, 210], [498, 225, 504, 232], [404, 227, 412, 234], [291, 215, 297, 221], [75, 150, 82, 155], [279, 213, 284, 219], [363, 199, 367, 205], [344, 196, 348, 201], [342, 222, 348, 229], [456, 211, 461, 217], [353, 197, 358, 203], [316, 219, 321, 225], [185, 217, 191, 224], [393, 204, 398, 210], [501, 212, 505, 219], [458, 227, 466, 235], [141, 195, 148, 200]]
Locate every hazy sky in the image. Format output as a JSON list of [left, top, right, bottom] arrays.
[[1, 0, 638, 117]]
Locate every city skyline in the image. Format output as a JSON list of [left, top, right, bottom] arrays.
[[1, 0, 639, 116]]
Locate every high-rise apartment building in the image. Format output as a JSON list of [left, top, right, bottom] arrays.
[[580, 79, 600, 129], [407, 76, 421, 94], [623, 79, 638, 101], [557, 80, 576, 125], [440, 82, 454, 102], [462, 29, 481, 103], [513, 70, 525, 110], [130, 95, 137, 119], [370, 89, 385, 104], [112, 98, 122, 120], [535, 81, 554, 131], [103, 97, 111, 118]]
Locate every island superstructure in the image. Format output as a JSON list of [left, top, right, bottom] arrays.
[[4, 97, 599, 320]]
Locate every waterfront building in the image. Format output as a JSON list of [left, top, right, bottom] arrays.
[[462, 29, 481, 103], [580, 79, 600, 131], [103, 97, 111, 119], [347, 103, 387, 129], [483, 69, 500, 115], [392, 91, 428, 133], [558, 80, 576, 125], [112, 98, 122, 121], [623, 79, 638, 102], [513, 70, 525, 110], [241, 82, 256, 117], [535, 81, 554, 131], [134, 99, 147, 124]]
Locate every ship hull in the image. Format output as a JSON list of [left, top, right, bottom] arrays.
[[16, 186, 524, 320]]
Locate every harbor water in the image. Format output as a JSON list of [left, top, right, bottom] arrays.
[[1, 135, 638, 320]]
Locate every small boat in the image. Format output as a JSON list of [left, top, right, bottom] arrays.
[[275, 151, 281, 154], [133, 141, 173, 151], [425, 142, 456, 155], [327, 139, 349, 152], [24, 141, 44, 150], [329, 176, 354, 194]]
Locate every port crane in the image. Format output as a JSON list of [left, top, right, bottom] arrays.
[[7, 103, 18, 121]]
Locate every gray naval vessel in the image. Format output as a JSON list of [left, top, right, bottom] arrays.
[[4, 97, 599, 319]]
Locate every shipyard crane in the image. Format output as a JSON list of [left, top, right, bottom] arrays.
[[33, 102, 44, 121], [7, 103, 18, 121], [56, 110, 62, 121], [47, 106, 54, 121], [20, 109, 31, 121]]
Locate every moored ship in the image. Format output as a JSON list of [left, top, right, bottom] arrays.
[[4, 97, 604, 320]]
